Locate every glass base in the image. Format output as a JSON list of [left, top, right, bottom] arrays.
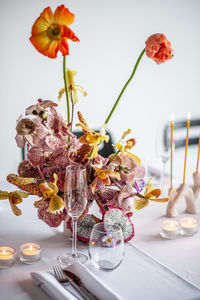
[[90, 258, 122, 271], [160, 231, 179, 239], [58, 252, 88, 266]]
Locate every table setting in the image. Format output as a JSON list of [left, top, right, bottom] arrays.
[[1, 2, 200, 300]]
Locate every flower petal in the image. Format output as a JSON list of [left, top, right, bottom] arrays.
[[125, 151, 141, 165], [79, 135, 89, 144], [15, 134, 25, 148], [53, 5, 75, 26], [145, 33, 173, 64], [48, 195, 65, 213], [9, 199, 22, 216], [31, 7, 53, 36], [47, 40, 59, 58], [149, 196, 169, 203], [62, 26, 79, 42], [67, 69, 76, 85], [107, 170, 121, 181], [58, 37, 69, 56], [30, 31, 52, 57], [134, 198, 149, 210], [74, 85, 87, 96], [91, 177, 98, 193], [58, 88, 65, 101], [149, 188, 161, 198]]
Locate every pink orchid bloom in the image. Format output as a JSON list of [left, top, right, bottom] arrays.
[[15, 116, 36, 148], [111, 154, 146, 184], [26, 99, 57, 116], [118, 183, 136, 211]]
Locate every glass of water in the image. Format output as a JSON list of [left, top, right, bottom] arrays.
[[89, 222, 124, 271]]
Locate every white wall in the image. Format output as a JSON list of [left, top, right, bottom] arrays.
[[0, 0, 200, 180]]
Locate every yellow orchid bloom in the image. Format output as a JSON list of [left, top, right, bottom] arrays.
[[58, 69, 87, 104], [0, 190, 28, 216], [113, 129, 141, 165], [35, 174, 65, 213], [91, 166, 121, 193], [134, 179, 169, 210], [76, 122, 109, 159]]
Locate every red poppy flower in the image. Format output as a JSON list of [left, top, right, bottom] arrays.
[[145, 33, 173, 64], [30, 5, 79, 58]]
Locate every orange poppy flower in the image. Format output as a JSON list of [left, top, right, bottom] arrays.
[[145, 34, 173, 64], [30, 5, 79, 58]]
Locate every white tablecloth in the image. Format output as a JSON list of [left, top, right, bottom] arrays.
[[0, 180, 200, 300]]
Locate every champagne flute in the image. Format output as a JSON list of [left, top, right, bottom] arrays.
[[58, 165, 88, 265], [155, 121, 170, 195]]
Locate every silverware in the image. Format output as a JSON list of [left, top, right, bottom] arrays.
[[53, 265, 89, 300], [63, 269, 99, 300]]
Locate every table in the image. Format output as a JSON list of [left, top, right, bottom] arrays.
[[0, 179, 200, 300]]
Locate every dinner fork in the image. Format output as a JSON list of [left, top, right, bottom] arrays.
[[53, 265, 89, 300]]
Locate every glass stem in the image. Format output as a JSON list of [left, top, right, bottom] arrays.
[[160, 160, 165, 195], [72, 219, 78, 258]]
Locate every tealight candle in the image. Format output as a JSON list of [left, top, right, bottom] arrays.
[[180, 217, 198, 236], [0, 247, 16, 268], [20, 243, 42, 264], [160, 219, 180, 239]]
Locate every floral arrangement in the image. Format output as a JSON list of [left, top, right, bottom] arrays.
[[0, 4, 173, 242]]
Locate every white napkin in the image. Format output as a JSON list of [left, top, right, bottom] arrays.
[[31, 262, 121, 300], [31, 270, 76, 300]]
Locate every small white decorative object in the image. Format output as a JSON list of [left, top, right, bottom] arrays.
[[180, 217, 198, 236], [20, 243, 42, 264], [167, 184, 198, 217], [166, 188, 178, 217], [192, 172, 200, 202], [178, 184, 198, 214], [160, 219, 180, 239], [0, 246, 16, 268]]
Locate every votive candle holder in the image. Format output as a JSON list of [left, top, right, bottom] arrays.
[[160, 219, 180, 239], [0, 246, 16, 268], [20, 243, 42, 264], [180, 217, 198, 236]]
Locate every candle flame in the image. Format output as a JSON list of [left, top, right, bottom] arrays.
[[2, 249, 6, 255], [170, 114, 174, 121], [188, 219, 192, 225], [29, 245, 33, 251], [187, 112, 191, 120], [170, 222, 174, 228]]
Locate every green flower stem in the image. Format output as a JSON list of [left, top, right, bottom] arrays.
[[88, 146, 94, 158], [135, 192, 145, 199], [70, 90, 74, 131], [108, 150, 120, 163], [63, 56, 70, 125], [105, 48, 145, 125]]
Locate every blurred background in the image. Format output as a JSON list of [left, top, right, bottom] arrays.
[[0, 0, 200, 185]]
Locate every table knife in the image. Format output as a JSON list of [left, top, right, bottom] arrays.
[[63, 269, 99, 300]]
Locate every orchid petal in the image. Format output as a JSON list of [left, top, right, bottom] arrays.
[[48, 195, 65, 213], [125, 151, 141, 165], [58, 88, 65, 101], [9, 200, 22, 216], [134, 198, 149, 210], [149, 196, 170, 203]]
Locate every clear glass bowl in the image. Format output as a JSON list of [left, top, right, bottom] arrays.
[[89, 222, 124, 271]]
